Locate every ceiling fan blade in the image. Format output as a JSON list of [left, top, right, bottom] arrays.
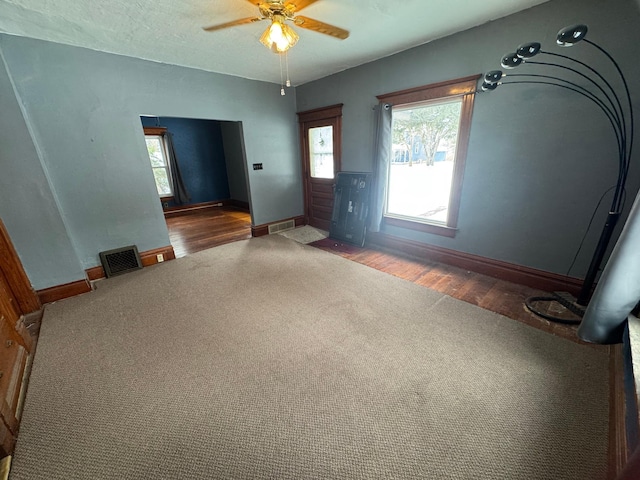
[[294, 16, 349, 40], [202, 16, 265, 32], [285, 0, 320, 12]]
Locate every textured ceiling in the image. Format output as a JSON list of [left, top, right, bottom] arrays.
[[0, 0, 549, 85]]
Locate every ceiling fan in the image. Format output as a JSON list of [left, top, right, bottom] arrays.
[[203, 0, 349, 53]]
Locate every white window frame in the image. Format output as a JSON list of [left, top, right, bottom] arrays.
[[144, 127, 174, 199]]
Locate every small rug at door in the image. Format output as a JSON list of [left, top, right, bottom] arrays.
[[278, 225, 328, 244]]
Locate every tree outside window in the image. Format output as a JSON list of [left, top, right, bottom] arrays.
[[377, 75, 479, 237], [388, 99, 462, 224]]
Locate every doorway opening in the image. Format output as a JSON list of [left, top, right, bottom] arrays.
[[139, 115, 252, 257]]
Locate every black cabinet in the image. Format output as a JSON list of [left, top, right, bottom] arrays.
[[330, 172, 372, 247]]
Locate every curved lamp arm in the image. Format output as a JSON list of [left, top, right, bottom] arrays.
[[501, 78, 622, 156], [583, 39, 635, 184], [492, 79, 626, 209], [527, 59, 624, 133], [481, 23, 635, 309]]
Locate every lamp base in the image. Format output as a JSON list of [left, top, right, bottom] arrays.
[[524, 292, 584, 324], [551, 291, 586, 317]]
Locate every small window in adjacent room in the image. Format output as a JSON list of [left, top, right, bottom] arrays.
[[377, 75, 479, 237], [144, 127, 173, 198]]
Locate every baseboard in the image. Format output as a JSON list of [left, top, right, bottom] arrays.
[[163, 199, 249, 217], [252, 216, 305, 237], [140, 246, 176, 266], [36, 279, 92, 305], [366, 232, 583, 295], [228, 199, 250, 211], [86, 245, 176, 281]]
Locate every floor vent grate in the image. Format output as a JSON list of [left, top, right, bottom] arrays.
[[268, 220, 295, 234], [99, 245, 143, 278]]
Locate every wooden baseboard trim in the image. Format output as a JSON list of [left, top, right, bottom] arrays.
[[163, 199, 249, 217], [140, 246, 176, 266], [41, 245, 176, 304], [85, 265, 105, 282], [367, 232, 583, 295], [228, 199, 250, 211], [252, 216, 305, 238], [36, 279, 92, 305], [163, 200, 226, 216], [86, 245, 176, 281]]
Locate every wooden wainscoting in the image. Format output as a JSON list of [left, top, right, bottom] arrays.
[[0, 220, 41, 315]]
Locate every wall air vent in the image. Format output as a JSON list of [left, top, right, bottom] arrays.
[[268, 220, 295, 234], [99, 245, 143, 278]]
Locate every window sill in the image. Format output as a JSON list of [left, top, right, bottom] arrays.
[[383, 215, 458, 238]]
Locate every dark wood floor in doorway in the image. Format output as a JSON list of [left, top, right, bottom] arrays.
[[164, 209, 582, 343], [165, 206, 252, 258]]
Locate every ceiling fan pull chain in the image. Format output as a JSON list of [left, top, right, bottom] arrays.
[[279, 52, 286, 95], [285, 50, 291, 87]]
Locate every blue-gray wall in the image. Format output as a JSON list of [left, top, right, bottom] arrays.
[[0, 35, 302, 289], [2, 0, 639, 291], [140, 116, 231, 206], [0, 47, 86, 289], [296, 0, 640, 279]]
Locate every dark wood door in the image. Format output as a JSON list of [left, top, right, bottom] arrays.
[[0, 219, 40, 317], [0, 270, 20, 326], [298, 104, 342, 231], [0, 218, 37, 456]]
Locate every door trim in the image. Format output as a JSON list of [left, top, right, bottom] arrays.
[[297, 104, 343, 230]]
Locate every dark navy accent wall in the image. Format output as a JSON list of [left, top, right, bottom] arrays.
[[141, 116, 230, 206]]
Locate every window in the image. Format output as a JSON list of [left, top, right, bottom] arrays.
[[377, 75, 479, 237], [308, 125, 334, 179], [143, 127, 173, 198]]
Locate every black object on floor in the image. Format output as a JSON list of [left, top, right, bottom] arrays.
[[330, 172, 372, 247]]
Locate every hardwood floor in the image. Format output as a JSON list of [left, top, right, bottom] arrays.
[[165, 206, 252, 258], [309, 237, 587, 344], [163, 210, 587, 344]]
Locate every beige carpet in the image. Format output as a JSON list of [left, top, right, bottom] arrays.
[[11, 235, 609, 479]]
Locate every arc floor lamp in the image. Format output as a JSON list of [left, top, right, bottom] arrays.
[[481, 24, 634, 323]]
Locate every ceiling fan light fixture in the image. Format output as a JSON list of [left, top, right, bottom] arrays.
[[260, 16, 299, 53]]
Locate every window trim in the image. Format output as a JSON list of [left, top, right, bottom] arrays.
[[377, 74, 480, 237], [143, 126, 174, 199]]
